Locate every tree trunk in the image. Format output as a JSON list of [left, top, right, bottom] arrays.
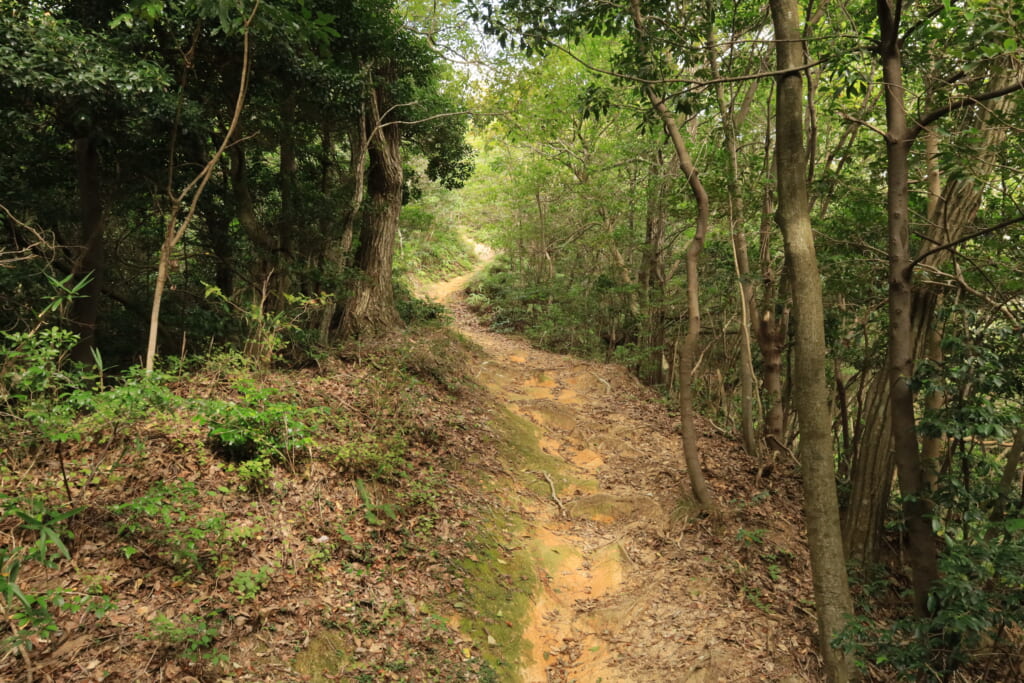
[[275, 91, 298, 305], [340, 92, 403, 338], [709, 33, 757, 460], [70, 135, 105, 363], [318, 117, 368, 344], [144, 9, 254, 372], [769, 0, 853, 678], [843, 61, 1020, 565], [639, 152, 669, 386], [230, 145, 275, 268], [877, 0, 939, 619], [206, 183, 235, 298], [756, 90, 789, 459], [629, 0, 713, 506]]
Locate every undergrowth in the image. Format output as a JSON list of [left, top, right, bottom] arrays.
[[0, 309, 519, 680]]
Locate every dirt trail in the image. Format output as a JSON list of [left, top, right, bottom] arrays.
[[424, 246, 815, 682]]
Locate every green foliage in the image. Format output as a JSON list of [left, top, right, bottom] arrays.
[[735, 527, 767, 548], [840, 483, 1024, 678], [111, 480, 248, 576], [229, 566, 273, 602], [394, 279, 447, 324], [332, 436, 409, 483], [204, 286, 331, 368], [197, 379, 324, 484], [395, 213, 475, 280], [355, 478, 399, 528], [0, 497, 90, 654], [145, 611, 225, 663], [917, 316, 1023, 443], [466, 263, 613, 358], [0, 274, 91, 405]]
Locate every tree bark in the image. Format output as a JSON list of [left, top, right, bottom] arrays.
[[274, 91, 298, 305], [639, 152, 669, 386], [756, 89, 789, 459], [709, 29, 757, 460], [843, 58, 1021, 565], [144, 9, 254, 372], [629, 0, 713, 506], [769, 0, 853, 678], [877, 0, 940, 619], [340, 91, 403, 338], [318, 117, 369, 344], [70, 135, 105, 363]]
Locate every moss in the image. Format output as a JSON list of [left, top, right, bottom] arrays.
[[453, 522, 535, 682], [446, 404, 598, 681], [292, 631, 353, 681], [295, 391, 587, 682], [489, 406, 597, 497]]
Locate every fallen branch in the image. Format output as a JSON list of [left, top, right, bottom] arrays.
[[589, 371, 612, 395], [530, 470, 566, 517]]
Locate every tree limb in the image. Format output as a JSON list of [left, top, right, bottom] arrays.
[[909, 78, 1024, 141], [909, 214, 1024, 269]]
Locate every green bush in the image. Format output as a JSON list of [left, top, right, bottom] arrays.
[[197, 379, 324, 489]]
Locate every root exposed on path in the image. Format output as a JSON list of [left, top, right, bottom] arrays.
[[424, 257, 820, 682]]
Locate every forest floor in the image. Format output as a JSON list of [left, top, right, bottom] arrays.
[[2, 244, 823, 682], [422, 248, 819, 682]]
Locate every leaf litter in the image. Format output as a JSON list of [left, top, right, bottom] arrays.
[[3, 260, 819, 682]]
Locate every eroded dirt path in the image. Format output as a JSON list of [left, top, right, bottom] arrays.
[[424, 248, 816, 682]]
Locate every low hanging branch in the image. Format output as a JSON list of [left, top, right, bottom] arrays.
[[143, 2, 259, 372]]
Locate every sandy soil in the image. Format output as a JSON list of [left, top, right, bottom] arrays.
[[423, 246, 821, 682]]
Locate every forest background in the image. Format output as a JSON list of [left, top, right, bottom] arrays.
[[2, 0, 1024, 681]]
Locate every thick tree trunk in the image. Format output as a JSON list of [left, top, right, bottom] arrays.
[[340, 95, 403, 338], [319, 118, 368, 344], [230, 145, 275, 265], [70, 136, 105, 363], [769, 0, 853, 679]]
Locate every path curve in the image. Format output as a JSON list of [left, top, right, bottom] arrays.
[[423, 240, 816, 682]]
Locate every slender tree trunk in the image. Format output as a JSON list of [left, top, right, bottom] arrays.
[[70, 136, 105, 363], [206, 191, 235, 298], [769, 0, 853, 679], [275, 91, 298, 305], [709, 30, 757, 459], [987, 427, 1024, 536], [629, 0, 713, 506], [340, 92, 403, 337], [877, 0, 939, 619], [639, 152, 669, 386], [843, 61, 1020, 565], [144, 11, 254, 372], [756, 88, 789, 459]]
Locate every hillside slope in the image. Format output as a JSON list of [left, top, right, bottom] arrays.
[[3, 259, 818, 682]]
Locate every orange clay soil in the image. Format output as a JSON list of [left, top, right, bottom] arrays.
[[422, 245, 822, 682]]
